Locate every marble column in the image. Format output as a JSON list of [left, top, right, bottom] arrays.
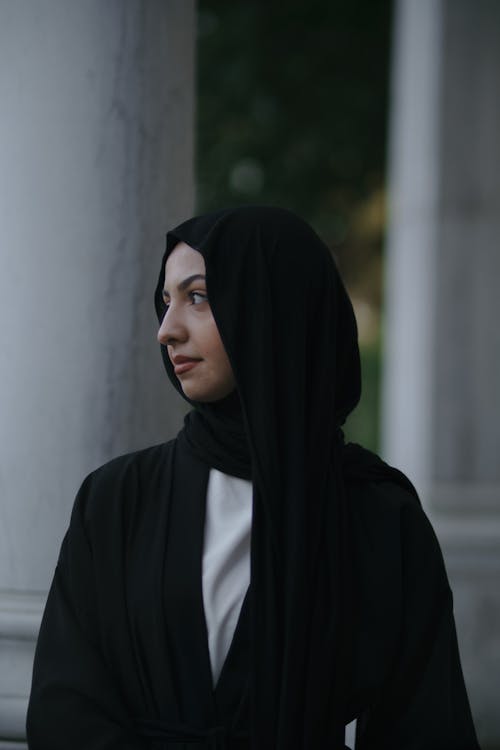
[[383, 1, 500, 746], [0, 1, 194, 745]]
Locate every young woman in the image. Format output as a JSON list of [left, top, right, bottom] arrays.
[[27, 206, 480, 749]]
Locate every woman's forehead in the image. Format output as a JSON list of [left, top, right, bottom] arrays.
[[164, 241, 205, 284]]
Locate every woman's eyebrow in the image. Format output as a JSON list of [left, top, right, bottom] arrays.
[[162, 274, 206, 298]]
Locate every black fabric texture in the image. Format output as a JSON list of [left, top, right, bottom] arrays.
[[27, 205, 481, 750], [151, 205, 477, 749], [153, 206, 365, 748], [26, 444, 481, 750]]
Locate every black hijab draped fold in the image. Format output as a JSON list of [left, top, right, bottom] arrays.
[[154, 206, 399, 749]]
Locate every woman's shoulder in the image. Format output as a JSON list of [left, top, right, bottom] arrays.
[[346, 460, 448, 594], [342, 441, 419, 502], [353, 476, 420, 516], [348, 475, 423, 547], [72, 439, 177, 528], [343, 443, 442, 559], [87, 439, 176, 482]]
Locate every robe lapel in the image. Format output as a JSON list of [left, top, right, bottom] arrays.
[[162, 442, 216, 725], [123, 438, 251, 738]]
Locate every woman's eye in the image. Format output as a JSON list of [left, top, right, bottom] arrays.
[[190, 291, 208, 305]]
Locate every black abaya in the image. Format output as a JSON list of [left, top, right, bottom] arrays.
[[27, 206, 480, 750], [27, 440, 479, 749]]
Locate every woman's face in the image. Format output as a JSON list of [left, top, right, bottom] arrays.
[[158, 241, 236, 402]]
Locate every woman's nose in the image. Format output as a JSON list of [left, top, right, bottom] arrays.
[[157, 307, 187, 345]]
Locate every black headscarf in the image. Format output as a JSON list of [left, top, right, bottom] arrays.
[[154, 206, 377, 748]]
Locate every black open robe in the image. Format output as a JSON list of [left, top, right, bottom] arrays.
[[28, 206, 480, 749], [27, 436, 479, 750]]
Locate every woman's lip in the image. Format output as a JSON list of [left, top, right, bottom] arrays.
[[174, 360, 200, 375]]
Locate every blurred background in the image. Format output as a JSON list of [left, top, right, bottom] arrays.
[[0, 1, 499, 747]]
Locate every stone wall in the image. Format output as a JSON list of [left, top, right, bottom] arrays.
[[0, 2, 195, 745]]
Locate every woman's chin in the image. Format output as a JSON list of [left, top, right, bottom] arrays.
[[181, 381, 235, 404]]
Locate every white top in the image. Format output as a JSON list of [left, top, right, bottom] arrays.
[[202, 468, 252, 685]]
